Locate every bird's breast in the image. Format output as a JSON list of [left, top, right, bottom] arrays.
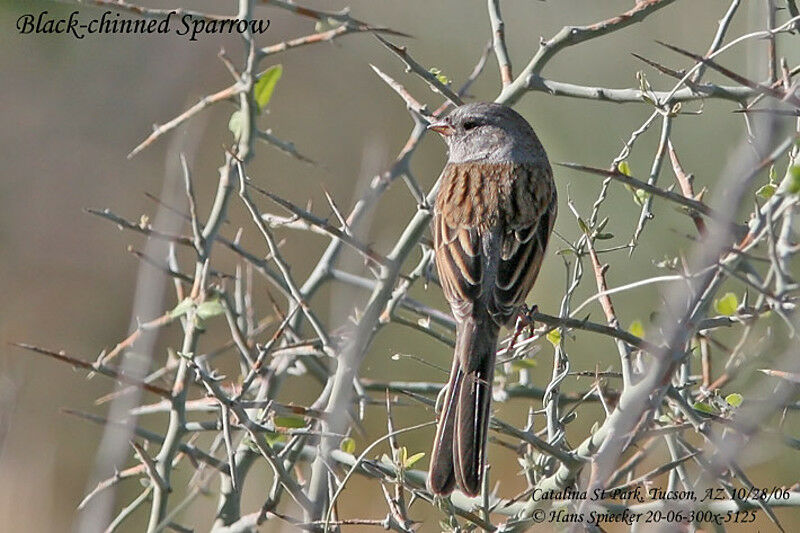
[[435, 160, 553, 231]]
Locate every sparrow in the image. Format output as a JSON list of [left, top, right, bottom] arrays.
[[426, 102, 557, 497]]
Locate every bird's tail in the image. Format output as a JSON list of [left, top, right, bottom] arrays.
[[428, 316, 499, 496]]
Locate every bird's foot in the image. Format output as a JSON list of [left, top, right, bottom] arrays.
[[507, 304, 539, 353]]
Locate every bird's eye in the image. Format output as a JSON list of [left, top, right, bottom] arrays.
[[463, 120, 479, 130]]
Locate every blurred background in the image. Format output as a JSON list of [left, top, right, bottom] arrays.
[[1, 0, 799, 531]]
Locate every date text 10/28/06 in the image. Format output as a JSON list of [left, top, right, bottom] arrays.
[[17, 10, 270, 41], [532, 486, 794, 503]]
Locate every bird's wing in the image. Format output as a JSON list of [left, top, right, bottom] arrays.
[[433, 211, 482, 323], [490, 180, 558, 324], [433, 161, 496, 323], [433, 161, 557, 326]]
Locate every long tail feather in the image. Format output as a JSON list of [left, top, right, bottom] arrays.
[[428, 357, 460, 495], [454, 353, 494, 495], [428, 316, 498, 497]]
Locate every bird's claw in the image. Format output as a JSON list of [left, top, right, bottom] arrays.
[[507, 304, 539, 353]]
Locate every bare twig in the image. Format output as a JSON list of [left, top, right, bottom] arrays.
[[487, 0, 512, 87], [12, 343, 171, 398], [373, 34, 463, 106]]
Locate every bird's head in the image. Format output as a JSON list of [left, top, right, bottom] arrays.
[[427, 102, 545, 165]]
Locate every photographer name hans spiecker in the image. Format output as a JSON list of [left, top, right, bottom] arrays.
[[17, 10, 270, 41]]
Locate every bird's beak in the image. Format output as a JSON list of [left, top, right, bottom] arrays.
[[427, 119, 454, 136]]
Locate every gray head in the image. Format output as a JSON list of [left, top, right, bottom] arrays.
[[428, 102, 548, 165]]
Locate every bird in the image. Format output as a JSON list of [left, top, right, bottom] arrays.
[[426, 102, 557, 497]]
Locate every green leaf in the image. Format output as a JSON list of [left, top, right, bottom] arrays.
[[340, 437, 356, 454], [788, 165, 800, 195], [633, 188, 650, 206], [654, 256, 677, 269], [714, 292, 739, 316], [264, 432, 285, 446], [439, 520, 457, 533], [576, 216, 590, 235], [428, 67, 450, 85], [725, 393, 743, 407], [274, 415, 305, 428], [314, 17, 343, 32], [594, 232, 614, 240], [196, 299, 224, 320], [692, 401, 714, 414], [546, 329, 562, 348], [617, 160, 632, 177], [628, 319, 645, 339], [637, 71, 652, 93], [510, 358, 538, 370], [690, 337, 701, 355], [170, 297, 194, 318], [228, 110, 243, 140], [404, 452, 425, 469], [254, 64, 283, 113], [756, 184, 776, 199]]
